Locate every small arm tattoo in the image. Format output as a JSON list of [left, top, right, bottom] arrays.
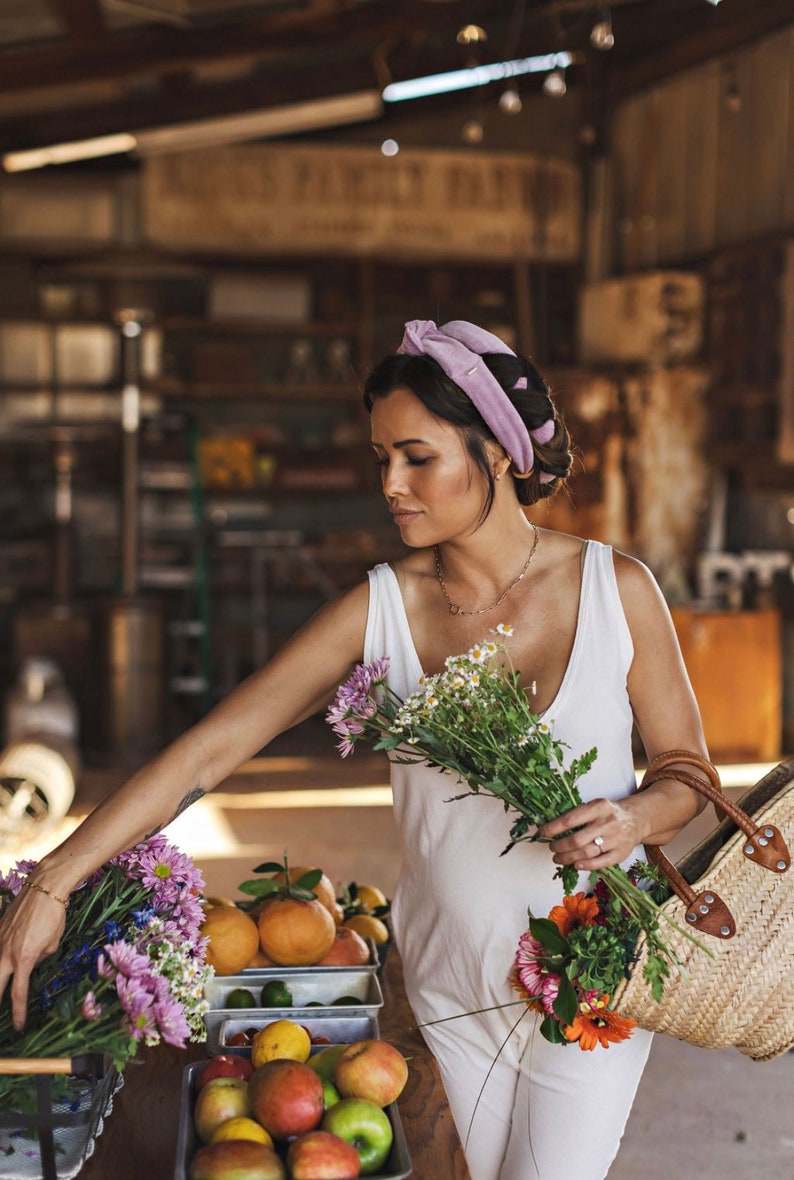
[[145, 786, 206, 839]]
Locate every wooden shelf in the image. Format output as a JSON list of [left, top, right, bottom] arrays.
[[160, 315, 359, 336], [144, 377, 361, 401]]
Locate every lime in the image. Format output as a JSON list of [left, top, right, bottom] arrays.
[[260, 979, 293, 1007], [331, 995, 360, 1006], [225, 987, 256, 1008]]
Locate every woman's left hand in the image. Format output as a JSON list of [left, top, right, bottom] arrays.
[[537, 798, 642, 870]]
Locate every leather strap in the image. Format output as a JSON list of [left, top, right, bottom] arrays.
[[637, 750, 791, 940]]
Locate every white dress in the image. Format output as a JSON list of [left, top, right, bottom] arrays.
[[364, 541, 654, 1180]]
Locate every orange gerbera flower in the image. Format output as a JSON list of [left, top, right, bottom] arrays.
[[563, 994, 636, 1051], [548, 891, 600, 937], [507, 966, 545, 1014]]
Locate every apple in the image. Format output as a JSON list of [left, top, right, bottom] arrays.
[[333, 1040, 408, 1107], [286, 1129, 361, 1179], [188, 1139, 286, 1180], [321, 1098, 393, 1175], [197, 1055, 254, 1090], [194, 1076, 251, 1143], [321, 1078, 341, 1110], [317, 927, 370, 966], [247, 1059, 325, 1140], [308, 1043, 348, 1081]]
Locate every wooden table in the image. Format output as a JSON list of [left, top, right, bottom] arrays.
[[81, 948, 472, 1179]]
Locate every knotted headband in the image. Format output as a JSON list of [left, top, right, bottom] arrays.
[[397, 319, 555, 479]]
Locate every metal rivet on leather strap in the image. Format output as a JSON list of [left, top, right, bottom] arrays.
[[699, 904, 709, 914], [757, 836, 769, 846], [744, 844, 755, 855], [720, 925, 731, 936], [704, 893, 715, 903], [687, 912, 697, 922], [776, 860, 788, 871], [764, 828, 775, 838]]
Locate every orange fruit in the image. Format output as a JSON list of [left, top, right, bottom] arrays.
[[199, 905, 261, 975], [247, 945, 275, 969], [257, 896, 336, 966], [209, 1117, 273, 1147], [344, 913, 390, 945], [317, 926, 371, 966], [270, 866, 337, 917], [251, 1019, 312, 1068]]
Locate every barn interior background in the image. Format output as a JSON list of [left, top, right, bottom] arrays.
[[1, 0, 793, 770]]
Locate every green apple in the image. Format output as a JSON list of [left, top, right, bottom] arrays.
[[321, 1078, 341, 1110], [321, 1098, 393, 1175], [307, 1042, 347, 1081]]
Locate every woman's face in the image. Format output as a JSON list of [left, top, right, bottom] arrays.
[[369, 386, 492, 547]]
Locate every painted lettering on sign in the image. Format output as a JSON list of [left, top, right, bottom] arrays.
[[143, 143, 581, 261]]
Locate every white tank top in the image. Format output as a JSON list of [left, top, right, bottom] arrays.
[[364, 540, 643, 1022]]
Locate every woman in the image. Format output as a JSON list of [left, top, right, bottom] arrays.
[[0, 319, 708, 1180]]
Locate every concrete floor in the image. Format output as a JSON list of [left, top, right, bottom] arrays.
[[10, 718, 793, 1179]]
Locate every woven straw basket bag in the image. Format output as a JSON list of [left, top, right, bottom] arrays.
[[610, 750, 793, 1061]]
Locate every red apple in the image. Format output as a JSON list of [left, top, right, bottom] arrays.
[[333, 1040, 408, 1107], [188, 1138, 286, 1180], [193, 1076, 251, 1143], [286, 1129, 361, 1179], [197, 1055, 254, 1090], [247, 1059, 325, 1140], [321, 1098, 393, 1175]]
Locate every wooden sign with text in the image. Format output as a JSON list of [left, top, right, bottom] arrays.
[[143, 143, 581, 262]]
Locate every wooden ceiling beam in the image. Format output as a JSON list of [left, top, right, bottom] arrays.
[[44, 0, 105, 40], [0, 57, 378, 151], [0, 1, 389, 94]]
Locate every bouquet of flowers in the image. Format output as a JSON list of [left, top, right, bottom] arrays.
[[326, 626, 705, 1051], [0, 834, 213, 1108]]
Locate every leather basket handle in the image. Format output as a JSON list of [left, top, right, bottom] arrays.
[[637, 750, 791, 939]]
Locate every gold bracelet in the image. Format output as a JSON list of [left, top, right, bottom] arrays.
[[24, 881, 69, 908]]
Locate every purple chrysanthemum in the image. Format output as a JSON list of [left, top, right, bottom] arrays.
[[81, 990, 103, 1021]]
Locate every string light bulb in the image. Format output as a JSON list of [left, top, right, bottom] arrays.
[[590, 9, 615, 51], [457, 24, 487, 45], [543, 68, 567, 98], [462, 118, 484, 143], [499, 87, 523, 114]]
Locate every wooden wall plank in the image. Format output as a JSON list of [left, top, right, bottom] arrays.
[[747, 31, 791, 237], [654, 75, 689, 263], [683, 63, 719, 259], [785, 28, 794, 227], [714, 52, 755, 247]]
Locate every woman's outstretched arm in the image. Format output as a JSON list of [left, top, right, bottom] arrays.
[[0, 580, 370, 1028]]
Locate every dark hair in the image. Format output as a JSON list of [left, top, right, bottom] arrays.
[[362, 349, 573, 512]]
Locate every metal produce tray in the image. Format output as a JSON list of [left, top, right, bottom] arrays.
[[212, 1012, 380, 1057], [174, 1060, 411, 1180], [203, 967, 383, 1049]]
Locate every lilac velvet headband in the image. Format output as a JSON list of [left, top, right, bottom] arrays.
[[397, 319, 555, 479]]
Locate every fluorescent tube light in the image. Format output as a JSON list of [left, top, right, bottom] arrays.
[[382, 54, 573, 103], [3, 133, 138, 173], [135, 90, 383, 155], [2, 91, 383, 172]]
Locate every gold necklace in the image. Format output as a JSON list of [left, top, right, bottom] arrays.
[[433, 523, 540, 616]]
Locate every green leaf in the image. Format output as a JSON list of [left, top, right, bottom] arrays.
[[295, 869, 322, 890], [539, 1014, 569, 1044], [552, 974, 579, 1026], [251, 861, 285, 874], [237, 879, 281, 898], [528, 916, 569, 956]]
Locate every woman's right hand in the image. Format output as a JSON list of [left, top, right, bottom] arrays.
[[0, 887, 67, 1031]]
